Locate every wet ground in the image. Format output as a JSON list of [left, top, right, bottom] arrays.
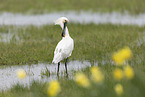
[[0, 60, 93, 91], [0, 11, 145, 91], [0, 11, 145, 26]]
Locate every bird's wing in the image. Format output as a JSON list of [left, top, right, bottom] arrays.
[[62, 37, 74, 57], [52, 37, 74, 63], [61, 37, 74, 57], [52, 39, 64, 63]]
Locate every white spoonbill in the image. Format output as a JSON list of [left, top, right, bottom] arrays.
[[52, 17, 74, 75]]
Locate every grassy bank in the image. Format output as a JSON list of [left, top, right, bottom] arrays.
[[0, 0, 145, 14], [0, 24, 145, 65]]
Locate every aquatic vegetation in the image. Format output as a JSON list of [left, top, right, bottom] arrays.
[[0, 0, 145, 96], [1, 45, 145, 97], [0, 0, 145, 14], [0, 24, 144, 65]]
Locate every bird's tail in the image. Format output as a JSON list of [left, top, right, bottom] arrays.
[[52, 54, 63, 64]]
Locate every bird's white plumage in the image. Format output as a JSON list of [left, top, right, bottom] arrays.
[[52, 36, 74, 63], [55, 17, 69, 25], [52, 17, 74, 64]]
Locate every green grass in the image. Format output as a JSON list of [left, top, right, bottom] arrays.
[[0, 0, 145, 14], [0, 24, 145, 97], [1, 65, 145, 97], [0, 0, 145, 96], [0, 24, 145, 65]]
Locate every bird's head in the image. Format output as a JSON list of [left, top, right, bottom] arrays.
[[55, 17, 69, 28]]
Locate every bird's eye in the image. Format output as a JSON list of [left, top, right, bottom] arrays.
[[63, 20, 68, 23], [63, 20, 66, 23]]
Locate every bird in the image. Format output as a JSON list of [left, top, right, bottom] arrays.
[[52, 17, 74, 75]]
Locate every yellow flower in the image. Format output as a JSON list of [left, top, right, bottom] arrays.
[[16, 69, 26, 79], [90, 66, 104, 83], [120, 47, 132, 60], [124, 65, 134, 80], [113, 52, 125, 65], [114, 84, 123, 95], [113, 68, 123, 81], [74, 73, 90, 88], [47, 80, 61, 97], [113, 47, 132, 65]]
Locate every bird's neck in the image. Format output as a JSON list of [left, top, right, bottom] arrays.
[[60, 24, 70, 37], [64, 27, 70, 37]]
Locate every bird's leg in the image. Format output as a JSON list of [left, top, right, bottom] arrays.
[[65, 58, 68, 75], [57, 62, 60, 75]]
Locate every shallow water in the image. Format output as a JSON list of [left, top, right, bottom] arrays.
[[0, 60, 93, 91], [131, 32, 145, 48], [0, 11, 145, 26], [0, 32, 19, 43], [0, 28, 20, 43], [136, 35, 145, 47], [0, 32, 13, 43]]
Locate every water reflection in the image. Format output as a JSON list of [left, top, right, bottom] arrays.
[[0, 31, 20, 43], [0, 60, 91, 91], [0, 11, 145, 26]]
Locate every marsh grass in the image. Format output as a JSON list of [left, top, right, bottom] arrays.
[[0, 0, 145, 96], [0, 24, 145, 97], [0, 24, 145, 65], [0, 0, 145, 14], [1, 65, 145, 97]]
